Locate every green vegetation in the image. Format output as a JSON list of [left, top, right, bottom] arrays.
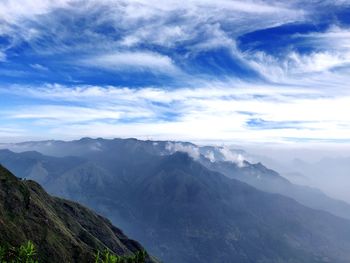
[[0, 241, 38, 263], [0, 241, 147, 263], [0, 165, 158, 263], [95, 249, 147, 263]]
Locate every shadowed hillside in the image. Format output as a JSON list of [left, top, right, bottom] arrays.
[[0, 164, 158, 263]]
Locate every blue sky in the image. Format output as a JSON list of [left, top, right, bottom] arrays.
[[1, 0, 350, 144]]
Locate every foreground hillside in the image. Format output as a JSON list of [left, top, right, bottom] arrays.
[[0, 165, 157, 263]]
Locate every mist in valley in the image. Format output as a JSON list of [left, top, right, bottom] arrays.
[[241, 144, 350, 203]]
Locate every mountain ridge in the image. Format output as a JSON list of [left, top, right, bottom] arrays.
[[2, 138, 350, 220]]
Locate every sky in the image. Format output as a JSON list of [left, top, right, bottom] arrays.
[[1, 0, 350, 145]]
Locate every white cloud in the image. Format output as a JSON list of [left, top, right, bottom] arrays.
[[243, 26, 350, 84], [114, 0, 303, 49], [30, 64, 49, 71], [218, 147, 246, 167], [78, 51, 178, 73], [297, 26, 350, 51], [204, 150, 216, 162], [0, 0, 304, 60], [165, 142, 201, 160], [246, 50, 350, 83], [2, 82, 350, 144], [5, 105, 120, 122], [0, 126, 24, 137], [0, 1, 350, 145], [0, 51, 6, 62], [2, 104, 154, 124], [0, 0, 71, 24], [288, 52, 350, 73], [290, 27, 350, 73], [163, 141, 247, 166]]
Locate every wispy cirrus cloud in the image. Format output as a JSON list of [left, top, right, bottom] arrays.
[[78, 51, 179, 73], [0, 0, 304, 81], [1, 83, 350, 144], [0, 126, 25, 138], [0, 0, 350, 144], [0, 51, 6, 62], [0, 0, 70, 25], [239, 25, 350, 89], [29, 63, 49, 71], [297, 26, 350, 50]]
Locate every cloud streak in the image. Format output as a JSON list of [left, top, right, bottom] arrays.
[[1, 82, 350, 144], [0, 0, 304, 76], [78, 51, 179, 73]]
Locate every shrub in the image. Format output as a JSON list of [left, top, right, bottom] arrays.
[[95, 249, 147, 263], [0, 241, 38, 263], [0, 241, 146, 263]]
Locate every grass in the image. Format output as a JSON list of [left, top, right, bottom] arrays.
[[0, 241, 38, 263], [0, 241, 147, 263], [95, 250, 147, 263]]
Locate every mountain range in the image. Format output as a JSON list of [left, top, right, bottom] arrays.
[[2, 138, 350, 262], [1, 138, 350, 220]]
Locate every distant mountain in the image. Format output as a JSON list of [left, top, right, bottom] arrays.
[[246, 153, 350, 204], [2, 138, 350, 220], [0, 137, 247, 163], [109, 152, 350, 263], [0, 164, 157, 263], [3, 138, 350, 262], [0, 149, 86, 185], [200, 157, 350, 220], [290, 157, 350, 202]]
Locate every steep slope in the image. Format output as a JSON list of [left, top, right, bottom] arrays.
[[0, 164, 157, 263]]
